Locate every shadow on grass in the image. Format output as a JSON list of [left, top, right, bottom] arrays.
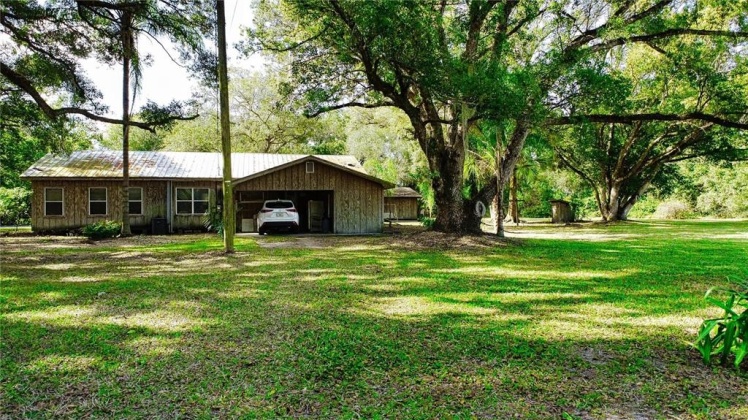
[[1, 225, 747, 418]]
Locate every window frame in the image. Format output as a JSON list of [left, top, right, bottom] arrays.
[[306, 161, 315, 173], [128, 187, 143, 216], [44, 187, 64, 217], [175, 187, 210, 215], [88, 187, 108, 216]]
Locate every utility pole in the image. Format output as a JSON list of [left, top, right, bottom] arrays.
[[217, 0, 235, 252]]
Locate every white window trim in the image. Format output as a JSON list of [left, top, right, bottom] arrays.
[[88, 187, 108, 216], [44, 187, 64, 217], [128, 187, 144, 215], [175, 187, 210, 215], [306, 161, 315, 173]]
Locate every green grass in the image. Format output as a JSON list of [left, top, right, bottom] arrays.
[[1, 221, 747, 418], [0, 225, 30, 233]]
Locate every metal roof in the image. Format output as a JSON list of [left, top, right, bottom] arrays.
[[21, 150, 393, 187], [386, 187, 422, 198]]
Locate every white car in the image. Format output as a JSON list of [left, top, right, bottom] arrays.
[[257, 200, 300, 234]]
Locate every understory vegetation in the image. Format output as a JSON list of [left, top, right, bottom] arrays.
[[2, 221, 747, 418]]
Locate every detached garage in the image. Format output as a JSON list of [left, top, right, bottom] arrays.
[[384, 187, 422, 220], [22, 151, 394, 234]]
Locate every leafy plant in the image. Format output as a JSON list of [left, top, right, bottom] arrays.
[[203, 206, 223, 235], [0, 187, 32, 226], [81, 220, 122, 240], [692, 281, 748, 370], [419, 216, 435, 229]]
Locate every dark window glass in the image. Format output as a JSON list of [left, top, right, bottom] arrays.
[[129, 202, 142, 215], [128, 188, 142, 201], [177, 202, 192, 214], [90, 202, 107, 215], [46, 202, 63, 216], [176, 188, 192, 200], [90, 188, 107, 201], [193, 201, 209, 214], [46, 188, 63, 202], [194, 189, 209, 201]]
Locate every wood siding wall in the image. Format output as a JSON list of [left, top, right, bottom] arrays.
[[30, 180, 218, 232], [235, 162, 384, 233], [31, 180, 164, 231], [384, 197, 420, 220]]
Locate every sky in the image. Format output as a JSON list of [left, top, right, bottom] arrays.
[[83, 0, 263, 119]]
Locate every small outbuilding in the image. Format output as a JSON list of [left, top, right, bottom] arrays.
[[550, 199, 574, 224], [384, 187, 422, 220]]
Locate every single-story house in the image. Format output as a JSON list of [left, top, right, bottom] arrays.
[[384, 186, 422, 220], [21, 150, 395, 234]]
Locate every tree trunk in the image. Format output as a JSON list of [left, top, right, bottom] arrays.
[[430, 148, 483, 233], [120, 12, 132, 237], [495, 179, 506, 237], [217, 0, 235, 252], [490, 190, 500, 235], [508, 167, 518, 224]]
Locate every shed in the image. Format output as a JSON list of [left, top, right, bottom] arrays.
[[21, 150, 394, 234], [384, 187, 422, 220], [550, 199, 574, 224]]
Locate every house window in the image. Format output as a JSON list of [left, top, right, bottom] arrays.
[[128, 187, 143, 215], [306, 161, 315, 173], [89, 187, 107, 215], [44, 188, 64, 216], [176, 188, 210, 215]]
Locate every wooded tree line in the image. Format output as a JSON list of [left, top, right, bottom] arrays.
[[2, 1, 747, 232]]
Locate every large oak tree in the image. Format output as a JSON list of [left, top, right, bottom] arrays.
[[249, 0, 748, 234]]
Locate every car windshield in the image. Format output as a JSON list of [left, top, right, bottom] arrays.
[[265, 201, 294, 209]]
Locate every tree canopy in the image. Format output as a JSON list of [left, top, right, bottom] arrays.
[[249, 0, 748, 233], [1, 0, 215, 132]]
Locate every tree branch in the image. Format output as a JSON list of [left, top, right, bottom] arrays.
[[305, 101, 393, 117], [1, 61, 196, 132], [547, 112, 748, 130], [590, 28, 748, 52]]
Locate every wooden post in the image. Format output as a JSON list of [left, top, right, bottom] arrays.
[[217, 0, 234, 252], [120, 10, 133, 237]]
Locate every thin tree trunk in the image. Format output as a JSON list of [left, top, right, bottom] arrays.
[[120, 12, 132, 237], [217, 0, 235, 252], [490, 191, 499, 235], [496, 177, 506, 237], [508, 166, 518, 224]]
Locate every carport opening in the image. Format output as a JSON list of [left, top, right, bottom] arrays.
[[236, 190, 334, 233]]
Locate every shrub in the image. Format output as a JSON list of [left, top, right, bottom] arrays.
[[203, 206, 223, 235], [0, 187, 32, 226], [653, 199, 694, 219], [81, 220, 122, 239], [627, 195, 660, 219], [692, 281, 748, 370], [419, 216, 435, 229]]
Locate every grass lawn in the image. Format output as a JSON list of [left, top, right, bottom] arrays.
[[1, 220, 747, 418]]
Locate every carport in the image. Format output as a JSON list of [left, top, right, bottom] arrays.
[[237, 190, 333, 233], [233, 155, 394, 234]]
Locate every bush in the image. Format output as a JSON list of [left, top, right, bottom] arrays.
[[653, 199, 694, 219], [692, 281, 748, 370], [81, 220, 122, 239], [627, 195, 660, 219], [419, 216, 435, 229], [0, 187, 32, 226], [203, 206, 223, 235]]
